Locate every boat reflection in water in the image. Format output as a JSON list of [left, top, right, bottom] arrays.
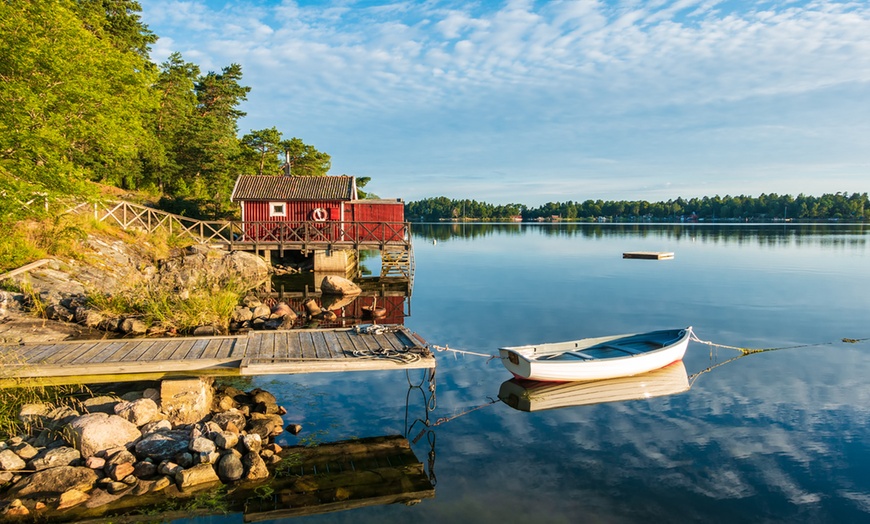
[[498, 361, 690, 412]]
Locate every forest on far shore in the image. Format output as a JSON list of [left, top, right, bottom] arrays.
[[404, 192, 869, 222]]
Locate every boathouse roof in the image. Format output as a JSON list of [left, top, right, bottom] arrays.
[[231, 175, 357, 201]]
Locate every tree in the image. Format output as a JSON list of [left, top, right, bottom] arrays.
[[241, 127, 283, 176], [280, 138, 331, 177]]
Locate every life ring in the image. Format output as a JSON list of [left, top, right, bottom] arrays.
[[310, 207, 328, 221]]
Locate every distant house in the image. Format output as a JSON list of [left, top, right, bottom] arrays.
[[230, 175, 404, 242]]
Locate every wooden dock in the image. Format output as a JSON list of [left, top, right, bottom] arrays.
[[623, 251, 675, 260], [0, 326, 433, 385]]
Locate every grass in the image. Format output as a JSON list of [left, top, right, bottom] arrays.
[[0, 365, 91, 440]]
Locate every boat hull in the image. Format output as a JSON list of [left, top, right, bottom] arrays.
[[499, 327, 691, 382]]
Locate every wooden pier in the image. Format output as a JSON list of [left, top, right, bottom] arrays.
[[0, 326, 433, 385]]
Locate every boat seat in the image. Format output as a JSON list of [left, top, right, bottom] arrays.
[[565, 351, 595, 360], [601, 344, 646, 355]]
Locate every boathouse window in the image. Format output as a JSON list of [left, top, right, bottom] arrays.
[[269, 202, 286, 217]]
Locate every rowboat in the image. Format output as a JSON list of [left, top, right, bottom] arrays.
[[498, 327, 692, 382], [498, 361, 690, 412]]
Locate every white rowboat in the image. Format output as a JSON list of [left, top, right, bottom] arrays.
[[499, 327, 692, 382], [498, 361, 690, 412]]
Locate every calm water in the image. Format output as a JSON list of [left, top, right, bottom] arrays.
[[209, 224, 870, 524]]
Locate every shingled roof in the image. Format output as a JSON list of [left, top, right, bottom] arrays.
[[231, 175, 357, 201]]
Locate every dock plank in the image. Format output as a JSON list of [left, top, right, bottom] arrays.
[[299, 332, 317, 359], [65, 342, 107, 365], [311, 332, 335, 359]]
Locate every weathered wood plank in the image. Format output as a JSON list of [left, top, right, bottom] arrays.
[[64, 342, 108, 365], [19, 342, 81, 363], [90, 341, 131, 364], [299, 332, 317, 359], [311, 332, 335, 359], [158, 339, 194, 361], [182, 338, 211, 360], [118, 339, 160, 362], [286, 332, 302, 359], [333, 331, 358, 358]]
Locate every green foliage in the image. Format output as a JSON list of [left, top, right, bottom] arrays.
[[0, 379, 90, 440], [241, 127, 284, 176], [405, 193, 870, 222], [281, 137, 332, 177]]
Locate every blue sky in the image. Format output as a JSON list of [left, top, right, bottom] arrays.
[[140, 0, 870, 205]]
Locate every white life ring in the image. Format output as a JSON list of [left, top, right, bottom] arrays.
[[311, 207, 328, 221]]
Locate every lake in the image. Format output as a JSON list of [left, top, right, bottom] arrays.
[[207, 223, 870, 523]]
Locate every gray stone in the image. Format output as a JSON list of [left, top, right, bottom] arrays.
[[161, 377, 214, 425], [120, 317, 147, 335], [43, 406, 80, 430], [176, 452, 194, 468], [10, 441, 38, 460], [114, 397, 160, 427], [133, 461, 157, 478], [105, 449, 137, 466], [157, 461, 180, 476], [29, 447, 81, 471], [231, 306, 254, 322], [189, 437, 216, 454], [216, 453, 244, 482], [65, 413, 141, 459], [246, 419, 276, 441], [0, 450, 26, 471], [134, 430, 190, 461], [18, 403, 50, 426], [141, 419, 172, 435], [250, 388, 277, 404], [6, 466, 99, 499]]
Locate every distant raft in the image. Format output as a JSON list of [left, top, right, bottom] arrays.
[[499, 327, 692, 382]]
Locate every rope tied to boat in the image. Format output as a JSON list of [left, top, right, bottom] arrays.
[[430, 344, 503, 362], [689, 330, 870, 355]]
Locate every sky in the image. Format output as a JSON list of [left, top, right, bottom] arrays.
[[139, 0, 870, 205]]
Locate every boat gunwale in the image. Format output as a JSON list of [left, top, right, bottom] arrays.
[[499, 328, 691, 362]]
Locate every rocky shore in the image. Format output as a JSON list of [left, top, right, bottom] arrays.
[[0, 378, 295, 519]]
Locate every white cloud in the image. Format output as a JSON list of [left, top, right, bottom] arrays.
[[140, 0, 870, 204]]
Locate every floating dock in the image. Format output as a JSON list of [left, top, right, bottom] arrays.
[[0, 326, 433, 386], [623, 251, 675, 260]]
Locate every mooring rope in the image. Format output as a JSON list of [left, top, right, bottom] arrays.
[[689, 330, 870, 355], [351, 346, 422, 363]]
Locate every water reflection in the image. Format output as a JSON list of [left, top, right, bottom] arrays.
[[412, 222, 868, 248], [499, 361, 690, 412]]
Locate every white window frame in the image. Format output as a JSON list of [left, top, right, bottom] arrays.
[[269, 202, 287, 217]]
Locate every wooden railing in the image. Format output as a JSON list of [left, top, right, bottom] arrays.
[[95, 201, 411, 250]]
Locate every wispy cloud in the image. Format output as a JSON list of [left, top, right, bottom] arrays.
[[141, 0, 870, 204]]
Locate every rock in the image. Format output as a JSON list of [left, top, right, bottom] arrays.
[[215, 394, 236, 412], [29, 447, 81, 471], [211, 409, 246, 432], [246, 419, 277, 440], [43, 406, 80, 430], [107, 481, 132, 494], [81, 396, 120, 414], [242, 295, 261, 307], [286, 424, 303, 435], [57, 488, 89, 510], [105, 448, 137, 465], [270, 302, 297, 322], [320, 275, 361, 296], [141, 419, 173, 435], [133, 461, 157, 478], [231, 306, 254, 323], [213, 432, 239, 450], [176, 452, 194, 468], [216, 453, 244, 482], [240, 434, 262, 454], [175, 463, 220, 490], [32, 429, 63, 448], [161, 377, 214, 425], [83, 488, 126, 509], [85, 456, 106, 470], [264, 443, 282, 454], [157, 461, 180, 476], [0, 450, 27, 471], [120, 317, 147, 335], [192, 325, 220, 336], [65, 413, 141, 459], [114, 398, 160, 427], [189, 437, 216, 454], [10, 441, 38, 460], [251, 304, 271, 320], [3, 499, 29, 517], [0, 471, 14, 484], [303, 299, 323, 317], [107, 462, 135, 481], [6, 466, 99, 499], [250, 388, 277, 404], [242, 452, 270, 481], [134, 430, 190, 462]]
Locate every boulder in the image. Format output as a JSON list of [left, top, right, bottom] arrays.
[[175, 463, 220, 490], [189, 437, 216, 454], [114, 398, 160, 427], [242, 452, 270, 481], [216, 453, 244, 482], [320, 275, 361, 296], [64, 413, 141, 459], [213, 432, 239, 450], [18, 403, 50, 426], [0, 450, 26, 471], [240, 434, 262, 454], [29, 447, 81, 471], [120, 318, 148, 335], [211, 409, 246, 432], [6, 466, 99, 499], [161, 377, 214, 425], [134, 430, 190, 462]]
